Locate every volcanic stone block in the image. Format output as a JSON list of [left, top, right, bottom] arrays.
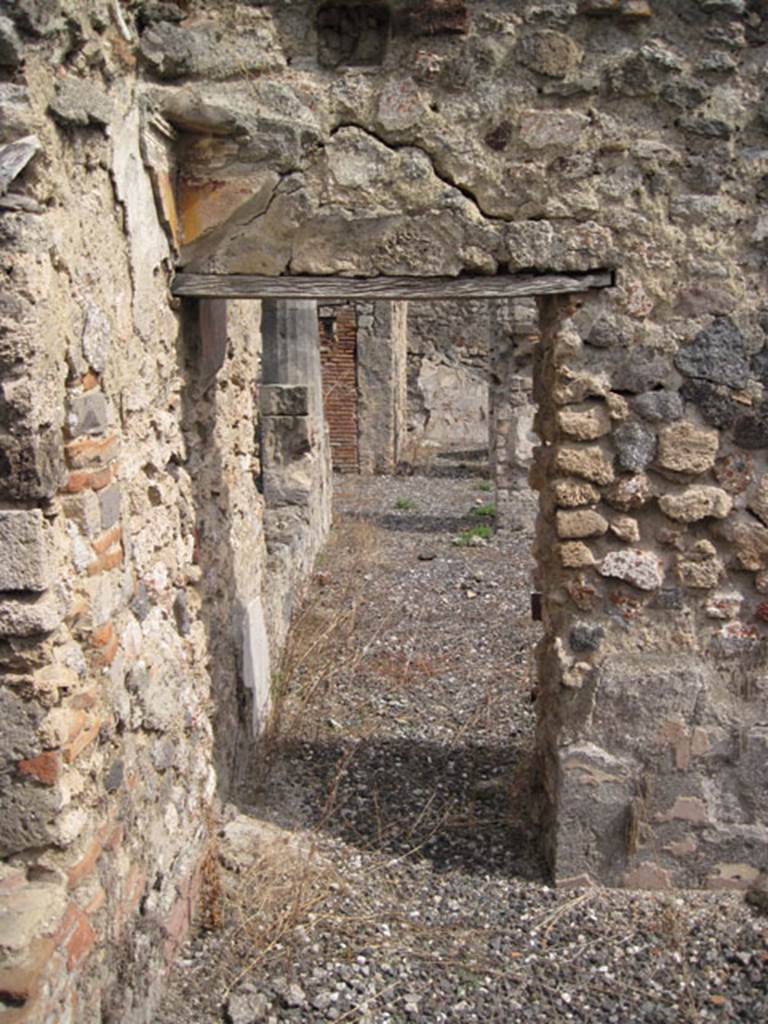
[[0, 510, 47, 592], [67, 392, 109, 438], [674, 317, 749, 388], [680, 379, 738, 429], [599, 549, 663, 590], [632, 390, 683, 424], [613, 421, 657, 472]]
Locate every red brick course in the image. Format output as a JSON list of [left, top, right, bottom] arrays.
[[319, 304, 359, 472]]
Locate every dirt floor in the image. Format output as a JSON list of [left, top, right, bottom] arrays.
[[158, 457, 768, 1024]]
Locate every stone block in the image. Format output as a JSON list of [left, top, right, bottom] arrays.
[[559, 541, 596, 568], [599, 549, 663, 590], [604, 473, 653, 511], [261, 415, 312, 467], [0, 84, 31, 143], [67, 392, 109, 438], [0, 584, 69, 637], [49, 77, 113, 129], [0, 883, 67, 957], [518, 30, 583, 79], [613, 421, 657, 472], [556, 509, 608, 539], [99, 483, 121, 532], [551, 743, 635, 887], [0, 429, 65, 501], [674, 317, 749, 389], [553, 479, 601, 508], [240, 597, 271, 736], [632, 390, 683, 424], [680, 379, 738, 430], [659, 486, 732, 523], [0, 17, 22, 68], [558, 405, 611, 441], [0, 687, 41, 769], [0, 774, 59, 858], [0, 510, 47, 592], [140, 16, 286, 80], [132, 663, 179, 733], [260, 385, 309, 417], [554, 445, 614, 485], [657, 421, 719, 474], [81, 303, 111, 373], [610, 515, 640, 543], [676, 539, 723, 588]]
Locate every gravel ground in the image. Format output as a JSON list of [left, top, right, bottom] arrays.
[[158, 457, 768, 1024]]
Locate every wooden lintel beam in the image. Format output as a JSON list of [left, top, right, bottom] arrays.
[[171, 270, 614, 301]]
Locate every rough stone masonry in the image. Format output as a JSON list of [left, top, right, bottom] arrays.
[[1, 0, 768, 1022]]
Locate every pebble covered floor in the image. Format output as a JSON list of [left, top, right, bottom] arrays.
[[159, 457, 768, 1024]]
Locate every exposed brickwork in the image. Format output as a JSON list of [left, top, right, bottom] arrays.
[[319, 304, 359, 473]]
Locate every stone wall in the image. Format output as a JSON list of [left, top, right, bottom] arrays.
[[2, 0, 768, 1019], [0, 9, 329, 1024], [141, 0, 768, 892], [406, 299, 497, 452], [533, 291, 768, 890]]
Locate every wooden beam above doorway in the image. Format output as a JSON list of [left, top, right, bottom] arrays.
[[171, 270, 614, 301]]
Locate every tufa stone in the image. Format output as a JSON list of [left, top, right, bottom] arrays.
[[556, 509, 609, 539], [730, 522, 768, 572], [554, 446, 615, 485], [559, 542, 596, 568], [658, 486, 732, 523], [610, 515, 640, 543], [558, 405, 612, 441], [553, 479, 602, 507], [676, 540, 723, 588], [657, 421, 719, 475]]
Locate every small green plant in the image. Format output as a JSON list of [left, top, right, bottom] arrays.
[[477, 481, 493, 492], [471, 503, 496, 518], [395, 497, 417, 510], [454, 524, 493, 546]]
